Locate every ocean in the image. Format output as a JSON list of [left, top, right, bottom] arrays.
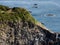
[[0, 0, 60, 32]]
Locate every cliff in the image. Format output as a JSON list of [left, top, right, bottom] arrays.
[[0, 5, 60, 45]]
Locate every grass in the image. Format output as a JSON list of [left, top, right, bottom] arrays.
[[0, 5, 38, 24], [0, 5, 9, 11], [0, 5, 50, 33], [0, 5, 46, 29]]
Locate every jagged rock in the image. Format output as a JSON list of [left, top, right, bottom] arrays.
[[0, 5, 60, 45]]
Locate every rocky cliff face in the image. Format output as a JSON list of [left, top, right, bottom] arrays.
[[0, 5, 60, 45]]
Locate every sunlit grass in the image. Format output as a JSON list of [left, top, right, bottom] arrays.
[[0, 5, 37, 24]]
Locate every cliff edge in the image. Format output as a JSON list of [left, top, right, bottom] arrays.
[[0, 5, 60, 45]]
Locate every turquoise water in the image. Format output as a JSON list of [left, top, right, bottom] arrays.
[[0, 0, 60, 32]]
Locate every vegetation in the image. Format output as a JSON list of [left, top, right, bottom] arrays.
[[0, 5, 37, 24], [0, 5, 9, 11]]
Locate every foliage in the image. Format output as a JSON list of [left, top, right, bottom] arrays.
[[0, 5, 37, 24]]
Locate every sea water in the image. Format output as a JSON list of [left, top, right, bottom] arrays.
[[0, 0, 60, 32]]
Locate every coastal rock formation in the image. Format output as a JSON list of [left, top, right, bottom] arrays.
[[0, 5, 60, 45]]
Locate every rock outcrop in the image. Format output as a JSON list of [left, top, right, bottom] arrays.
[[0, 5, 60, 45]]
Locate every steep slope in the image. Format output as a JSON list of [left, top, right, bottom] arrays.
[[0, 5, 60, 45]]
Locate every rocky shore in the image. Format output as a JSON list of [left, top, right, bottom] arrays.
[[0, 5, 60, 45]]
